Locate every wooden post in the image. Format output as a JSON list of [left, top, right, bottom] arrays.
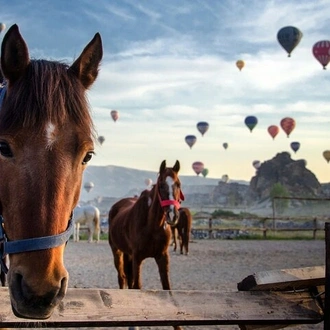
[[208, 217, 212, 239], [313, 217, 317, 240], [262, 218, 267, 239], [325, 222, 330, 330]]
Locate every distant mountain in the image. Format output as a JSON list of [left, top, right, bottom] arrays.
[[79, 165, 249, 201]]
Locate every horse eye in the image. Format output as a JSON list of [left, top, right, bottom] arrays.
[[82, 151, 94, 165], [0, 142, 13, 158]]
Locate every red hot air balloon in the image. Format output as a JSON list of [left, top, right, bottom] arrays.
[[185, 135, 197, 149], [111, 110, 119, 122], [313, 40, 330, 70], [280, 117, 295, 137], [196, 122, 209, 136], [268, 125, 279, 140], [192, 161, 204, 175]]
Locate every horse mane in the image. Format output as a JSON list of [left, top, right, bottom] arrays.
[[0, 59, 94, 136]]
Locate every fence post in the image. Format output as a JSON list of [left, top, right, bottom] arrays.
[[262, 218, 267, 239], [313, 217, 317, 240], [325, 222, 330, 330], [208, 217, 212, 239]]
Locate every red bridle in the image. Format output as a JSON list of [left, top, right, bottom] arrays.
[[158, 190, 185, 209]]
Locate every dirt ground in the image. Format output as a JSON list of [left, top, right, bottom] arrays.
[[60, 238, 325, 330]]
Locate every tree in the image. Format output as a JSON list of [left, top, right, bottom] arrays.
[[270, 183, 290, 215]]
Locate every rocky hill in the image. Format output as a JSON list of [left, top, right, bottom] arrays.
[[249, 152, 323, 200]]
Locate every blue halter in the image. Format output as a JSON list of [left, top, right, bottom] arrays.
[[0, 82, 73, 274], [0, 216, 73, 273]]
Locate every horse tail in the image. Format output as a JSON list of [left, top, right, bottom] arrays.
[[94, 207, 100, 231]]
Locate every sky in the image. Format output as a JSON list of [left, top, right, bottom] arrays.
[[1, 0, 330, 183]]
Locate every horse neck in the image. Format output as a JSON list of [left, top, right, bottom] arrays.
[[147, 186, 166, 228]]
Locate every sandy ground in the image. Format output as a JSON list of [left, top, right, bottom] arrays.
[[59, 238, 325, 330]]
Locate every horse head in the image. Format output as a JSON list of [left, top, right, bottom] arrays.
[[157, 160, 184, 226], [0, 25, 102, 319]]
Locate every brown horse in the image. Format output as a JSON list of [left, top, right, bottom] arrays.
[[171, 207, 192, 255], [0, 25, 102, 319], [108, 160, 184, 290]]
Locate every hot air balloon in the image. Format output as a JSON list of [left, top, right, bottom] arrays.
[[252, 160, 261, 170], [236, 60, 244, 71], [97, 136, 105, 145], [111, 110, 119, 122], [223, 142, 228, 150], [196, 121, 209, 136], [267, 125, 279, 140], [0, 23, 6, 33], [280, 117, 295, 137], [145, 178, 153, 187], [84, 181, 94, 193], [221, 174, 229, 183], [323, 150, 330, 163], [277, 26, 303, 57], [185, 135, 197, 149], [312, 40, 330, 70], [202, 168, 209, 178], [290, 141, 300, 153], [192, 161, 204, 175], [244, 116, 258, 132]]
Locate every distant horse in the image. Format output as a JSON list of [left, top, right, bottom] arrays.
[[171, 207, 192, 255], [73, 205, 100, 242], [0, 25, 102, 319]]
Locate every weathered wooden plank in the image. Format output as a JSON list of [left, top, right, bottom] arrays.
[[237, 266, 325, 291], [0, 287, 322, 328]]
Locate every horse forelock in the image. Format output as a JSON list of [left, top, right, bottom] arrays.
[[0, 59, 95, 138]]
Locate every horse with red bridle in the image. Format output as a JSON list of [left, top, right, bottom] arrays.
[[171, 207, 192, 255], [108, 160, 184, 329], [0, 24, 102, 319]]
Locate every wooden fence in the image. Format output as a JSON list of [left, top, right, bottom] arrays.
[[192, 214, 328, 239]]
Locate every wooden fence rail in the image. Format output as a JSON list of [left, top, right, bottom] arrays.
[[192, 215, 326, 239], [0, 223, 328, 329]]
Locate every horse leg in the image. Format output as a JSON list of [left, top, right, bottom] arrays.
[[88, 225, 93, 243], [0, 256, 7, 286], [171, 227, 177, 252], [124, 254, 133, 289], [155, 252, 171, 290], [76, 223, 80, 242], [183, 231, 189, 255], [94, 214, 100, 243], [132, 254, 143, 289], [113, 250, 127, 289]]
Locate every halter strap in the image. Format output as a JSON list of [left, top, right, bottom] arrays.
[[160, 199, 181, 209], [158, 190, 184, 209], [0, 215, 73, 274]]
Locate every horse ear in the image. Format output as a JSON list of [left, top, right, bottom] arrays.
[[173, 160, 180, 173], [69, 33, 103, 89], [1, 24, 30, 85], [159, 160, 166, 173]]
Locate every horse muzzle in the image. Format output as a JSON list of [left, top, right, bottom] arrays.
[[9, 269, 68, 319]]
